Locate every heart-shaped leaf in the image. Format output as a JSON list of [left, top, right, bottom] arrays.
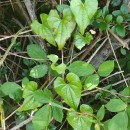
[[54, 73, 82, 109], [70, 0, 98, 34], [31, 14, 56, 46], [47, 8, 76, 50], [67, 104, 93, 130]]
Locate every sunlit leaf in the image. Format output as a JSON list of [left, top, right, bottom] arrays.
[[54, 73, 82, 109]]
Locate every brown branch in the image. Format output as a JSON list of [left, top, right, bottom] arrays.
[[23, 0, 37, 21], [23, 0, 47, 51], [90, 38, 130, 68], [80, 33, 102, 60]]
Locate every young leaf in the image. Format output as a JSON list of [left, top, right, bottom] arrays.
[[47, 54, 58, 63], [47, 8, 76, 50], [84, 74, 99, 90], [31, 14, 56, 46], [105, 99, 127, 112], [67, 104, 93, 130], [33, 105, 51, 130], [51, 63, 66, 74], [27, 44, 46, 62], [30, 64, 48, 78], [97, 105, 105, 121], [48, 54, 66, 74], [68, 61, 95, 77], [98, 60, 114, 77], [74, 32, 93, 50], [108, 112, 128, 130], [54, 73, 82, 109], [70, 0, 98, 34]]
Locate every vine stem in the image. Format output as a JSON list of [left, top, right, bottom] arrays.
[[106, 29, 129, 87]]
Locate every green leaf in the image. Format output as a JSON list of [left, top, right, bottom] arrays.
[[54, 73, 82, 109], [102, 6, 109, 17], [48, 54, 66, 74], [56, 4, 69, 13], [27, 44, 46, 62], [80, 104, 93, 114], [33, 89, 53, 104], [108, 112, 128, 130], [94, 123, 100, 130], [97, 105, 105, 121], [26, 122, 34, 130], [112, 10, 122, 16], [120, 4, 129, 15], [120, 87, 130, 103], [105, 99, 127, 112], [115, 25, 125, 37], [22, 77, 29, 89], [1, 82, 21, 95], [31, 14, 56, 46], [116, 16, 123, 24], [98, 60, 114, 77], [51, 63, 66, 74], [111, 0, 121, 7], [70, 0, 98, 34], [33, 105, 51, 130], [19, 84, 52, 111], [30, 64, 48, 78], [84, 74, 99, 90], [67, 104, 93, 130], [105, 14, 112, 23], [68, 61, 95, 77], [103, 120, 110, 130], [47, 54, 58, 63], [51, 100, 63, 123], [120, 48, 126, 55], [23, 81, 37, 95], [99, 22, 109, 31], [47, 8, 76, 50], [74, 32, 93, 50]]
